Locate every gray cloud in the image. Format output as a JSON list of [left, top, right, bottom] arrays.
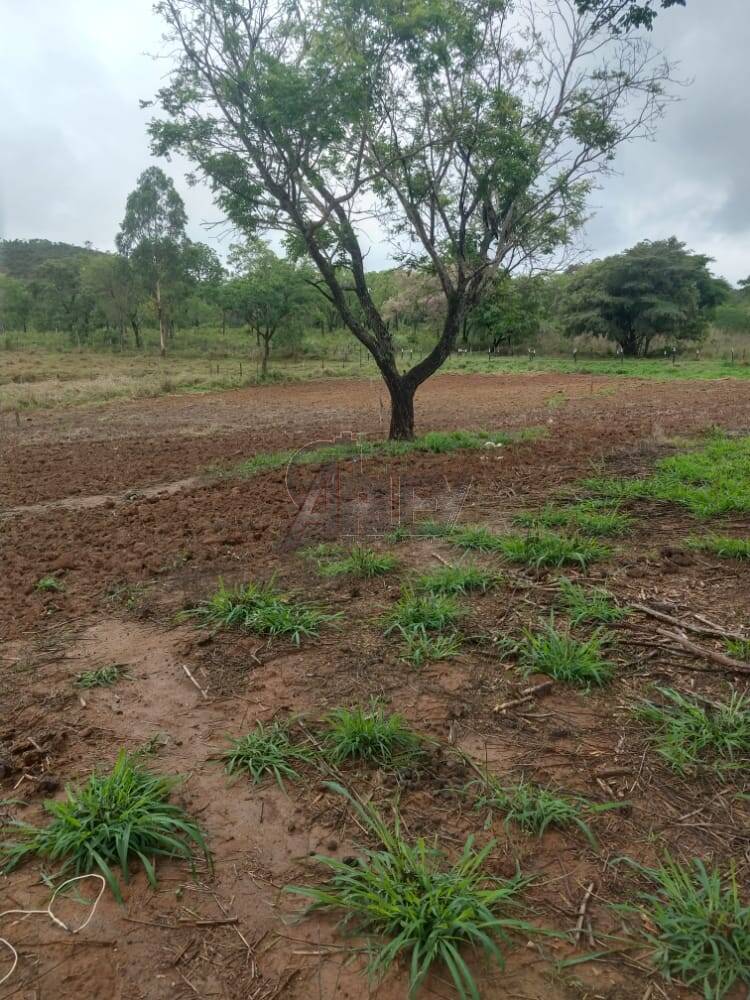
[[1, 0, 748, 281]]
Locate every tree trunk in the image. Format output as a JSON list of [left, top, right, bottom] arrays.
[[387, 376, 416, 441], [261, 335, 270, 378], [155, 280, 166, 358], [131, 317, 142, 350]]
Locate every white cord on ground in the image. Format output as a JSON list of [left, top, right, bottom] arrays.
[[0, 873, 106, 988]]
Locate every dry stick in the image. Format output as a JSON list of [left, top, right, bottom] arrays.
[[657, 629, 750, 675], [632, 603, 745, 641], [182, 663, 209, 699], [574, 882, 595, 945], [493, 680, 554, 713]]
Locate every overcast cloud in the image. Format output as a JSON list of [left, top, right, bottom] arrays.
[[1, 0, 748, 282]]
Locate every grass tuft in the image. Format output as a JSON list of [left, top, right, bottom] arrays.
[[75, 664, 128, 689], [517, 619, 615, 687], [318, 545, 399, 578], [35, 575, 64, 593], [288, 782, 533, 999], [557, 578, 629, 625], [184, 579, 338, 644], [0, 751, 209, 902], [400, 631, 463, 667], [497, 531, 611, 569], [687, 535, 750, 560], [514, 501, 633, 538], [322, 705, 424, 768], [222, 721, 312, 788], [383, 591, 462, 637], [624, 856, 750, 999], [635, 687, 750, 776], [416, 563, 502, 596], [725, 637, 750, 662], [473, 775, 621, 849]]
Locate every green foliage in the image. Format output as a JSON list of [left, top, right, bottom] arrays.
[[725, 638, 750, 662], [514, 501, 633, 537], [624, 856, 750, 999], [583, 434, 750, 518], [318, 545, 399, 578], [35, 575, 64, 592], [688, 535, 750, 560], [288, 783, 532, 999], [322, 706, 424, 768], [76, 665, 127, 689], [222, 721, 312, 787], [184, 579, 338, 644], [0, 751, 209, 902], [576, 0, 686, 34], [473, 775, 620, 848], [416, 564, 502, 596], [517, 620, 615, 687], [465, 273, 546, 350], [560, 237, 727, 357], [495, 531, 611, 568], [635, 688, 750, 776], [400, 631, 463, 667], [383, 591, 462, 637], [557, 578, 629, 625], [231, 429, 537, 478]]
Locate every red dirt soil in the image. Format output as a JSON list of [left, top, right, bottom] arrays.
[[2, 371, 750, 1000]]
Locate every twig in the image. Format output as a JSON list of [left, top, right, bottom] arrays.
[[574, 882, 595, 944], [632, 603, 744, 641], [182, 663, 209, 698], [657, 629, 750, 675], [493, 680, 554, 713]]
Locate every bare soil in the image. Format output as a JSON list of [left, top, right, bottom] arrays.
[[2, 371, 750, 1000]]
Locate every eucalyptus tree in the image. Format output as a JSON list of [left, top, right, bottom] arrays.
[[576, 0, 685, 31], [150, 0, 673, 438], [116, 167, 188, 356]]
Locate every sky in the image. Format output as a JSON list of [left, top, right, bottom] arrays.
[[1, 0, 748, 284]]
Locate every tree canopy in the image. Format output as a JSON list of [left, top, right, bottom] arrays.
[[559, 238, 728, 356], [575, 0, 686, 32], [150, 0, 673, 437]]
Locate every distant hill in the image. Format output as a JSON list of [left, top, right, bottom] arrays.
[[0, 239, 107, 280]]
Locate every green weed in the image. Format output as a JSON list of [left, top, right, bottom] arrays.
[[319, 545, 399, 578], [222, 721, 312, 787], [497, 532, 611, 569], [557, 578, 629, 625], [75, 664, 128, 689], [322, 706, 424, 768], [0, 751, 209, 902], [288, 782, 533, 999], [514, 502, 633, 538], [184, 580, 338, 644], [623, 856, 750, 999], [400, 631, 463, 667], [635, 687, 750, 776], [35, 575, 64, 593], [687, 535, 750, 560], [725, 637, 750, 661], [517, 620, 615, 687], [416, 564, 502, 596], [383, 591, 462, 637]]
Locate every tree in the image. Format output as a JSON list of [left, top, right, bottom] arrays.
[[116, 167, 188, 356], [575, 0, 685, 32], [81, 255, 145, 348], [29, 258, 96, 339], [560, 238, 728, 356], [226, 241, 314, 377], [0, 274, 32, 333], [151, 0, 672, 438], [467, 274, 546, 351]]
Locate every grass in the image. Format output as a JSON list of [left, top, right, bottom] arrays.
[[415, 521, 611, 567], [725, 637, 750, 661], [635, 687, 750, 776], [383, 591, 462, 637], [557, 578, 629, 625], [400, 631, 463, 667], [513, 501, 633, 538], [317, 545, 399, 578], [222, 721, 312, 788], [289, 782, 533, 999], [322, 706, 425, 768], [35, 575, 64, 593], [0, 751, 209, 901], [517, 619, 615, 687], [624, 856, 750, 999], [583, 433, 750, 518], [415, 564, 502, 596], [473, 775, 621, 849], [230, 428, 540, 478], [687, 535, 750, 560], [184, 579, 338, 644], [75, 664, 128, 689]]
